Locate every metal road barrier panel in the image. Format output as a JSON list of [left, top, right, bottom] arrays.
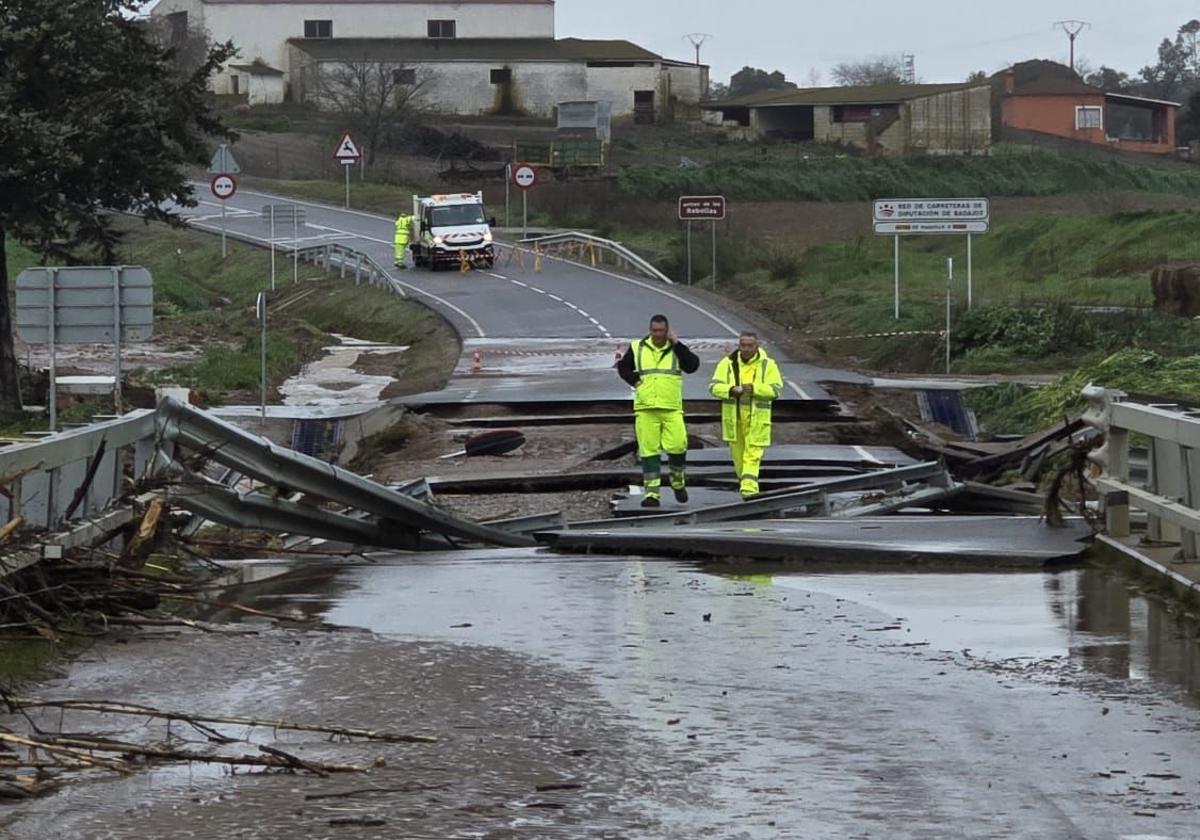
[[295, 241, 406, 299], [1084, 385, 1200, 562], [512, 231, 673, 285]]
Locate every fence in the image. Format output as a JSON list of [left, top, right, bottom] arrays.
[[1084, 386, 1200, 589]]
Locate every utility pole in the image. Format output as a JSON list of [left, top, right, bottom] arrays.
[[1053, 20, 1091, 72], [683, 33, 712, 67]]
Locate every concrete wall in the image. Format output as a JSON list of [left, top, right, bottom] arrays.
[[244, 73, 286, 105], [294, 56, 697, 119], [1002, 93, 1107, 145], [154, 1, 555, 73], [905, 85, 991, 155], [813, 106, 868, 147]]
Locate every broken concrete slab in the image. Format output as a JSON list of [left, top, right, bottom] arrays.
[[541, 516, 1093, 567]]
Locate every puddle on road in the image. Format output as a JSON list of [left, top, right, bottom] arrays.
[[279, 334, 407, 406], [238, 553, 1200, 711], [770, 568, 1200, 707]]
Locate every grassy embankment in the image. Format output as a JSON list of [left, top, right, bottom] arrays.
[[3, 218, 457, 431]]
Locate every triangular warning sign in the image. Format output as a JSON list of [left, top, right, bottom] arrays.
[[334, 132, 361, 161]]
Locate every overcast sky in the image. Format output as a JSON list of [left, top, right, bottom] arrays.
[[556, 0, 1198, 86]]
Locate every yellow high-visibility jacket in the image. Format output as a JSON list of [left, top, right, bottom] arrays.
[[709, 349, 783, 446], [394, 215, 412, 246], [629, 338, 687, 411]]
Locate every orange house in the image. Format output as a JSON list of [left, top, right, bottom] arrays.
[[996, 64, 1178, 155]]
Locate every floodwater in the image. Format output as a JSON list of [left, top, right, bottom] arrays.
[[5, 552, 1200, 839]]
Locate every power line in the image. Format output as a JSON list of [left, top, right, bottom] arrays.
[[1053, 20, 1091, 72]]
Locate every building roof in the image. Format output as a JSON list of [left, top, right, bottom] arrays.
[[991, 60, 1101, 97], [230, 61, 285, 75], [289, 37, 664, 63], [1106, 91, 1182, 108], [708, 81, 985, 109]]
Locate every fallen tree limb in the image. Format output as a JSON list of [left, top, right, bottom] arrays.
[[10, 698, 438, 744], [25, 733, 364, 775], [0, 731, 131, 774], [0, 516, 23, 547]]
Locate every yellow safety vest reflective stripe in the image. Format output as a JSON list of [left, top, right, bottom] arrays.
[[631, 338, 683, 411], [708, 350, 783, 446]]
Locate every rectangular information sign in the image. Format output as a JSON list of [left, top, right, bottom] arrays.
[[873, 197, 989, 234], [679, 195, 726, 221]]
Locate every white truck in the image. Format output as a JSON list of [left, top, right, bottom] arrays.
[[411, 192, 496, 271]]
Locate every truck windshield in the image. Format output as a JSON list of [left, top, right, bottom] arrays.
[[430, 204, 486, 227]]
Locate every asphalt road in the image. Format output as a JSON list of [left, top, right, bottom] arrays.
[[177, 187, 755, 342]]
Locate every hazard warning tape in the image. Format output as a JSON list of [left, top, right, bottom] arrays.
[[810, 330, 946, 341]]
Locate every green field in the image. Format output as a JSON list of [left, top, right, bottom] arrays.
[[618, 143, 1200, 203], [4, 218, 457, 418]]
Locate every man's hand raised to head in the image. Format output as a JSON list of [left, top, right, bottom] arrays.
[[667, 330, 678, 345]]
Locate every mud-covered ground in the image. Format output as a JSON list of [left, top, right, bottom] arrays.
[[4, 553, 1198, 839]]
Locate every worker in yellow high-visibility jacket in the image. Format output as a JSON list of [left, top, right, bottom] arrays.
[[394, 213, 412, 268], [617, 314, 701, 507], [709, 331, 783, 499]]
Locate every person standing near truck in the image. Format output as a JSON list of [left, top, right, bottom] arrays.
[[616, 314, 701, 508], [708, 331, 783, 499], [394, 212, 412, 268]]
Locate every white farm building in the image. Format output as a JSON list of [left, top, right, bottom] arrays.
[[148, 0, 707, 121]]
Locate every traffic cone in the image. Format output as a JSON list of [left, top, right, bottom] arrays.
[[472, 350, 482, 373]]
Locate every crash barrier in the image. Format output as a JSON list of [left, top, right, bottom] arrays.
[[506, 232, 673, 285], [0, 412, 159, 570], [294, 242, 406, 300], [153, 397, 532, 550], [1084, 385, 1200, 562]]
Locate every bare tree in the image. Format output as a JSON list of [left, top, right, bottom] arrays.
[[830, 56, 908, 87], [143, 11, 220, 82], [310, 59, 430, 166]]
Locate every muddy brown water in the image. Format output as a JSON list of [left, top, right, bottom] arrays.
[[4, 552, 1199, 839]]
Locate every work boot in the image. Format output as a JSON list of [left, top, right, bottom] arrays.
[[641, 493, 661, 509], [673, 486, 688, 504]]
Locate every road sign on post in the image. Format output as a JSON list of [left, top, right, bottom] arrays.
[[334, 132, 362, 209], [210, 174, 237, 200], [874, 198, 990, 318], [208, 144, 241, 259], [679, 196, 726, 287], [678, 195, 726, 221], [513, 163, 537, 239], [15, 267, 154, 430]]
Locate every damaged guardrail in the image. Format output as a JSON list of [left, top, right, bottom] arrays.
[[1084, 385, 1200, 562], [154, 397, 534, 550], [563, 462, 954, 530]]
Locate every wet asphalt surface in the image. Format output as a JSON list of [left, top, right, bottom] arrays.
[[4, 552, 1199, 839]]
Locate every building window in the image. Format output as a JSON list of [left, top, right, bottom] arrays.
[[1075, 105, 1102, 130], [166, 11, 188, 44], [303, 19, 332, 39], [393, 68, 416, 85], [490, 68, 512, 84], [428, 19, 456, 39]]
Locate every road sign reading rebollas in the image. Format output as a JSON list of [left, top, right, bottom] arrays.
[[211, 174, 237, 200], [513, 164, 538, 190], [679, 196, 726, 221]]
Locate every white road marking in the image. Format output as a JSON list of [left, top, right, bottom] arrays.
[[496, 243, 741, 338], [787, 380, 812, 399], [852, 445, 883, 465], [548, 294, 563, 302], [189, 188, 727, 344], [184, 219, 487, 338]]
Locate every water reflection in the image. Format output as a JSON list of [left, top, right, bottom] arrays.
[[770, 564, 1200, 707]]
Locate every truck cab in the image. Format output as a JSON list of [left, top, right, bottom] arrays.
[[411, 192, 496, 271]]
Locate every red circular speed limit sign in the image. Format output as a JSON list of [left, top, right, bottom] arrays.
[[513, 164, 537, 191], [210, 174, 237, 200]]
